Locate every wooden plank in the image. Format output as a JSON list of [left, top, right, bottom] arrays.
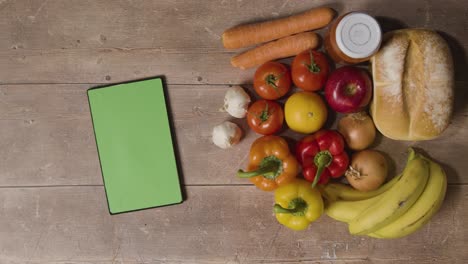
[[1, 0, 466, 50], [0, 84, 466, 186], [0, 1, 465, 263], [0, 185, 466, 263], [0, 0, 466, 84], [0, 48, 247, 85]]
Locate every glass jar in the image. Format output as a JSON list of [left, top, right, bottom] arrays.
[[325, 12, 382, 64]]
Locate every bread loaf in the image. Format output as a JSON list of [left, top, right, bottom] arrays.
[[370, 29, 454, 140]]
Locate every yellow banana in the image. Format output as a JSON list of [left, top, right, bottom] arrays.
[[322, 174, 402, 202], [325, 194, 383, 222], [325, 175, 409, 223], [369, 156, 447, 239], [348, 157, 430, 235]]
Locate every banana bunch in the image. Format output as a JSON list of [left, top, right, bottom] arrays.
[[321, 148, 447, 239]]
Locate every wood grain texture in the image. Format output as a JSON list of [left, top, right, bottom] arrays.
[[0, 84, 466, 186], [0, 0, 467, 263], [0, 0, 466, 84], [1, 0, 465, 50], [0, 185, 466, 264]]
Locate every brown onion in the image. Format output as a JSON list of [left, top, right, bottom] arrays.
[[345, 150, 388, 192], [338, 112, 376, 150]]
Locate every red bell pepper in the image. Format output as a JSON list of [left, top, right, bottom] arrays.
[[296, 130, 349, 187]]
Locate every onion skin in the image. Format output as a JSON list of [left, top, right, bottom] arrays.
[[338, 112, 376, 150], [345, 150, 388, 192]]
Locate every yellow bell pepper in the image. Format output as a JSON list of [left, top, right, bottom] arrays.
[[273, 179, 324, 230]]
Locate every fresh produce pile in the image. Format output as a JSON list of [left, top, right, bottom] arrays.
[[212, 6, 453, 239]]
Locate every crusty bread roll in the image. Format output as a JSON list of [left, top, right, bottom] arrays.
[[370, 29, 454, 140]]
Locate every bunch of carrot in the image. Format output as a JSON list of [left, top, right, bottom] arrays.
[[222, 7, 335, 69]]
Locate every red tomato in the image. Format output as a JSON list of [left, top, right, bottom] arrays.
[[253, 62, 292, 100], [292, 50, 330, 91], [247, 100, 284, 135]]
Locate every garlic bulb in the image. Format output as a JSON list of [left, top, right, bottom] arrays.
[[223, 86, 251, 118], [212, 121, 243, 149]]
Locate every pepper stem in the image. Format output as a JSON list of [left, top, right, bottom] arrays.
[[273, 198, 308, 216], [311, 150, 332, 188], [237, 166, 276, 178], [237, 156, 282, 179], [273, 204, 297, 214]]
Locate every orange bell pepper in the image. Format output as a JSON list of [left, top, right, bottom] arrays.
[[237, 135, 299, 191]]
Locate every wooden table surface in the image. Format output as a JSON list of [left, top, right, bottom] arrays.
[[0, 0, 467, 263]]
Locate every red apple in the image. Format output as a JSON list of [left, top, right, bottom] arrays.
[[324, 66, 372, 113]]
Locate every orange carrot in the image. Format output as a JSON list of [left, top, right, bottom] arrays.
[[231, 32, 320, 70], [222, 7, 334, 50]]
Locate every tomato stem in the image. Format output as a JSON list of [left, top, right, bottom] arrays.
[[266, 74, 279, 88], [265, 74, 283, 95], [305, 50, 320, 73], [258, 102, 271, 123]]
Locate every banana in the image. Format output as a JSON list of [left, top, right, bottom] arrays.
[[322, 173, 402, 202], [348, 157, 430, 235], [325, 193, 384, 222], [369, 156, 447, 239]]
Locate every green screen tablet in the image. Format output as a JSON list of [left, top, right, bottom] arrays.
[[88, 78, 182, 214]]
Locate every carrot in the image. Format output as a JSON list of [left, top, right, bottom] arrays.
[[222, 7, 334, 50], [231, 32, 320, 70]]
